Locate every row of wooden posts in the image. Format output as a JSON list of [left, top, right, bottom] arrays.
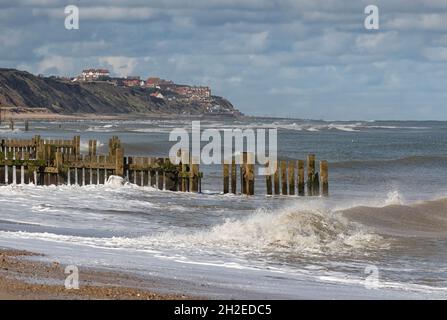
[[0, 135, 328, 196], [0, 135, 201, 192], [5, 120, 29, 132], [222, 153, 328, 197]]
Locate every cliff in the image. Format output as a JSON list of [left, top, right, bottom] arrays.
[[0, 68, 242, 117]]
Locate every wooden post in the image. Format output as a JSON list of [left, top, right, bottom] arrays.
[[181, 151, 189, 192], [143, 158, 149, 186], [24, 151, 30, 184], [231, 156, 237, 194], [313, 172, 320, 196], [24, 120, 29, 132], [246, 152, 255, 196], [88, 140, 93, 156], [223, 163, 230, 194], [288, 161, 295, 195], [92, 140, 97, 156], [75, 136, 81, 156], [98, 156, 105, 184], [273, 161, 280, 195], [240, 152, 247, 195], [265, 161, 272, 195], [127, 157, 134, 183], [91, 155, 98, 185], [115, 148, 124, 177], [164, 158, 178, 191], [307, 154, 316, 196], [190, 156, 200, 193], [298, 160, 305, 196], [157, 158, 164, 190], [280, 161, 287, 195], [55, 152, 63, 169], [320, 160, 329, 197], [149, 157, 157, 188]]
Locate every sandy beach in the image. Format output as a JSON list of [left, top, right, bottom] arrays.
[[0, 248, 195, 300]]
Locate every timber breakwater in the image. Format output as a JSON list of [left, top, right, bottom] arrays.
[[0, 135, 328, 196]]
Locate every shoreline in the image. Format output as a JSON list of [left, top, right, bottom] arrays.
[[0, 111, 246, 122], [0, 248, 197, 300]]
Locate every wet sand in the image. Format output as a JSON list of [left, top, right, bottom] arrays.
[[0, 248, 196, 300]]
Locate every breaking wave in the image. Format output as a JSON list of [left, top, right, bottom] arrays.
[[341, 197, 447, 238], [0, 202, 387, 258], [163, 205, 386, 256]]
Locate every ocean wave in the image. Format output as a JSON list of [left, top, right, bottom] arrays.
[[341, 196, 447, 238], [0, 202, 386, 257], [331, 155, 447, 169], [170, 205, 386, 255]]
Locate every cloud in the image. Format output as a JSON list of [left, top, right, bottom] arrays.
[[1, 0, 447, 119], [98, 56, 138, 77]]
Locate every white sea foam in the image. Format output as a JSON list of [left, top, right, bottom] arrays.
[[0, 200, 386, 257], [105, 175, 125, 188]]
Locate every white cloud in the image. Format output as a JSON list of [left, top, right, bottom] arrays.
[[98, 56, 138, 76], [423, 46, 447, 62]]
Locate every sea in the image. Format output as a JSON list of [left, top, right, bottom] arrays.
[[0, 118, 447, 299]]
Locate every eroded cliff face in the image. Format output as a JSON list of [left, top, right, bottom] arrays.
[[0, 69, 242, 117]]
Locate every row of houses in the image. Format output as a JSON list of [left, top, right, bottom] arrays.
[[73, 69, 211, 101]]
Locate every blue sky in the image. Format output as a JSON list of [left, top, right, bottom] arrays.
[[1, 0, 447, 120]]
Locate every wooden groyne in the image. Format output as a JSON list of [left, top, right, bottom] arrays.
[[0, 135, 328, 197], [222, 152, 329, 197], [0, 135, 201, 192]]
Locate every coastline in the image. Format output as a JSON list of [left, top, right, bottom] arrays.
[[1, 111, 245, 121], [0, 248, 196, 300]]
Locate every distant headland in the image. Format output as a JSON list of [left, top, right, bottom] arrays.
[[0, 68, 243, 120]]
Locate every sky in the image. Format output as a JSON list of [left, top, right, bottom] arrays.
[[0, 0, 447, 120]]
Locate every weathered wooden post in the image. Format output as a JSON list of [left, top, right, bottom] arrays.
[[240, 152, 247, 195], [55, 151, 65, 185], [288, 161, 295, 195], [157, 158, 164, 190], [281, 160, 287, 195], [190, 156, 200, 193], [143, 157, 149, 186], [149, 157, 157, 188], [24, 151, 30, 184], [223, 162, 230, 194], [181, 151, 189, 192], [92, 140, 97, 156], [265, 161, 273, 195], [273, 161, 280, 195], [164, 158, 178, 191], [97, 155, 105, 184], [298, 160, 305, 196], [231, 156, 237, 194], [313, 172, 320, 196], [115, 148, 124, 177], [246, 152, 255, 196], [72, 136, 80, 156], [24, 120, 29, 132], [320, 160, 329, 196], [307, 154, 316, 196]]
